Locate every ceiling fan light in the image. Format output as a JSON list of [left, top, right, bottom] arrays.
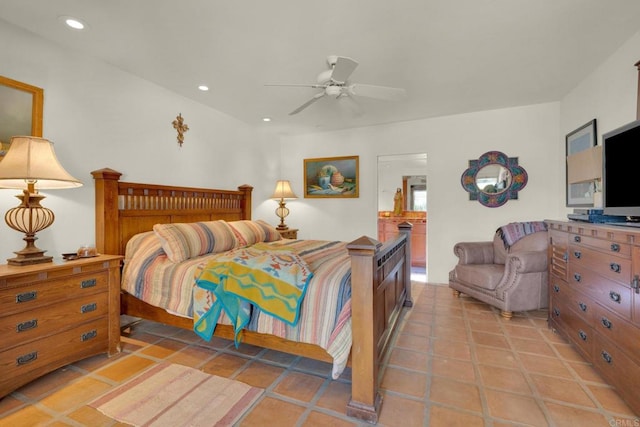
[[325, 85, 341, 97]]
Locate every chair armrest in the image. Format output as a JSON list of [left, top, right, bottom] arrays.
[[505, 250, 548, 273], [453, 241, 494, 264]]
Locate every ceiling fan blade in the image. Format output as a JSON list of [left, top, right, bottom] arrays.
[[339, 95, 363, 117], [348, 84, 406, 101], [265, 83, 325, 88], [289, 92, 325, 115], [330, 57, 358, 83]]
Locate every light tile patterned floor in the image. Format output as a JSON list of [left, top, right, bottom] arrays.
[[1, 282, 639, 426]]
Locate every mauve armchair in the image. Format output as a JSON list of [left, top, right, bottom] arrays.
[[448, 228, 548, 319]]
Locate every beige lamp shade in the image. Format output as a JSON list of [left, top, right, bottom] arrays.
[[0, 136, 82, 189], [271, 180, 297, 199]]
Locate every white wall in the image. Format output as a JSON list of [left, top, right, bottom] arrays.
[[559, 30, 640, 185], [280, 102, 563, 283], [3, 17, 637, 286], [0, 21, 280, 261]]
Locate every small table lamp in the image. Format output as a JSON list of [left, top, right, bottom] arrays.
[[271, 180, 297, 230], [0, 136, 82, 265]]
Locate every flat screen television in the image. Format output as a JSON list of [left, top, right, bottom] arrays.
[[603, 119, 640, 219]]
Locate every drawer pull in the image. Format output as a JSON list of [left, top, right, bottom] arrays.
[[578, 302, 587, 312], [573, 273, 581, 282], [553, 284, 560, 293], [81, 303, 97, 313], [16, 319, 38, 332], [574, 236, 581, 243], [632, 275, 639, 294], [578, 330, 588, 341], [81, 330, 97, 341], [609, 263, 621, 273], [16, 351, 38, 366], [601, 350, 613, 364], [609, 291, 621, 303], [610, 243, 620, 252], [562, 252, 568, 261], [16, 291, 37, 303], [553, 307, 560, 317], [81, 279, 97, 289], [573, 250, 582, 259], [601, 317, 613, 329]]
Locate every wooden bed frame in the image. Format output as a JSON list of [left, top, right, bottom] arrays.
[[92, 168, 413, 423]]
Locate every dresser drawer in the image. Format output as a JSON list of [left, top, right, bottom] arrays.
[[0, 319, 108, 396], [569, 233, 631, 257], [569, 244, 631, 285], [592, 333, 640, 413], [0, 272, 108, 317], [0, 292, 108, 350], [568, 265, 632, 320], [592, 303, 640, 365], [550, 298, 594, 357], [549, 278, 597, 325]]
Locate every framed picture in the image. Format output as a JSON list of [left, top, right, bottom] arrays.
[[0, 75, 44, 158], [304, 155, 359, 198], [566, 119, 597, 207]]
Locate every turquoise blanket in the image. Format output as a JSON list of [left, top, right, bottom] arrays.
[[193, 243, 313, 345]]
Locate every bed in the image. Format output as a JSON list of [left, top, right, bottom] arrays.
[[92, 168, 413, 423]]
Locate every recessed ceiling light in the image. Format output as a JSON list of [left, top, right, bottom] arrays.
[[59, 16, 87, 30], [262, 117, 272, 122], [198, 85, 209, 91]]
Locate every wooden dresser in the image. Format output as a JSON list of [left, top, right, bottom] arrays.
[[0, 255, 122, 397], [378, 213, 426, 267], [546, 220, 640, 414]]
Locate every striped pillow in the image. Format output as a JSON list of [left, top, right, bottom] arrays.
[[228, 220, 282, 247], [153, 221, 238, 263]]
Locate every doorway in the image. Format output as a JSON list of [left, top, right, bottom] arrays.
[[377, 153, 427, 281]]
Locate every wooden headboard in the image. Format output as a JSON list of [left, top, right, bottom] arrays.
[[91, 168, 253, 256]]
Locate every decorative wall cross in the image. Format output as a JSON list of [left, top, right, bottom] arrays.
[[172, 113, 189, 147]]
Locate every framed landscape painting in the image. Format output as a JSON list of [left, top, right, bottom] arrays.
[[0, 75, 44, 158], [304, 155, 359, 198], [566, 119, 597, 207]]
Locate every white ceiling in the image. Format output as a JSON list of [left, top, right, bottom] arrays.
[[3, 0, 640, 136]]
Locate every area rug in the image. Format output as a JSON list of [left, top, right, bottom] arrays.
[[89, 362, 263, 426]]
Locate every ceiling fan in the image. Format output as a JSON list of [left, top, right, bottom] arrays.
[[266, 55, 406, 115]]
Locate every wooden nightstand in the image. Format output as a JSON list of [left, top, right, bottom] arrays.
[[0, 255, 122, 397], [278, 228, 298, 239]]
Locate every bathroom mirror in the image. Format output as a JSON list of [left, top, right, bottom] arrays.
[[461, 151, 527, 207], [378, 153, 427, 212]]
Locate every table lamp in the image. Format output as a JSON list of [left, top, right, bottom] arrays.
[[271, 180, 297, 230], [0, 136, 82, 265]]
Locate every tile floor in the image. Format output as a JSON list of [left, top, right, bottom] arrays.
[[1, 281, 639, 426]]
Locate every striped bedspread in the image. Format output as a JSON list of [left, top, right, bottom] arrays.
[[121, 234, 352, 378]]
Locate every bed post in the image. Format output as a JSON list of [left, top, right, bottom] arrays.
[[346, 236, 383, 423], [91, 168, 122, 256], [398, 221, 413, 307], [238, 184, 253, 220]]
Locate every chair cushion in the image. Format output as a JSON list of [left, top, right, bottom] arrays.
[[454, 264, 505, 290]]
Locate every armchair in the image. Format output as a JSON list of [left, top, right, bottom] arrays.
[[448, 225, 548, 319]]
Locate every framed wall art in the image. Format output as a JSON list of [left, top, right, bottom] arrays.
[[566, 119, 597, 207], [303, 155, 359, 198], [0, 75, 44, 158]]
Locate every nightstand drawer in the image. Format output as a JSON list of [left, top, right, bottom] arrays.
[[0, 272, 108, 317], [0, 319, 108, 396], [0, 292, 108, 350]]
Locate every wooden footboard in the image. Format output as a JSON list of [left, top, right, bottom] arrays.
[[92, 168, 412, 424], [347, 224, 412, 423]]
